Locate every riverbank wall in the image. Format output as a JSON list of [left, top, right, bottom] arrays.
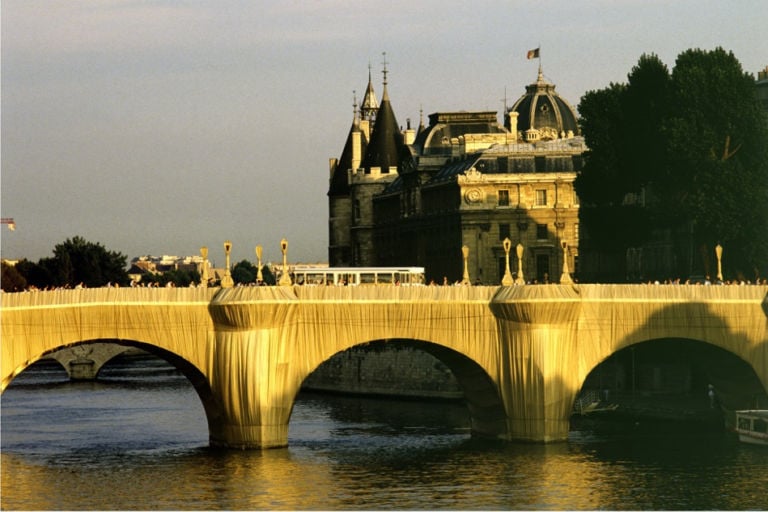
[[301, 344, 463, 400]]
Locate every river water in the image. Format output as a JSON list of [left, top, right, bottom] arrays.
[[1, 356, 766, 510]]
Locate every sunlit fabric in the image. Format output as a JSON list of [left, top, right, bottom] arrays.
[[2, 285, 767, 448]]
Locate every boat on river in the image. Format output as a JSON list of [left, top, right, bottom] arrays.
[[734, 410, 768, 446]]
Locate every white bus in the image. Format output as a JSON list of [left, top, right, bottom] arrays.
[[290, 266, 425, 286]]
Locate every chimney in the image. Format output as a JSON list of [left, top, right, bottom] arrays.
[[508, 111, 519, 142], [352, 130, 362, 171]]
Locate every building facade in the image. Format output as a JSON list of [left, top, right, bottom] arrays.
[[328, 67, 585, 284]]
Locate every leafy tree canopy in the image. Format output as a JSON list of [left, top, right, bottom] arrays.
[[1, 261, 27, 292], [576, 48, 768, 277], [14, 236, 130, 288], [232, 259, 257, 284]]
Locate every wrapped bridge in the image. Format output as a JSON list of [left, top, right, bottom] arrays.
[[2, 284, 767, 449]]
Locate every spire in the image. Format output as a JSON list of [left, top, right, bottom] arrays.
[[360, 64, 379, 122], [361, 53, 403, 174], [353, 89, 359, 126], [381, 51, 390, 102]]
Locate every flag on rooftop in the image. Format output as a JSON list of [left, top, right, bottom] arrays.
[[527, 48, 540, 60]]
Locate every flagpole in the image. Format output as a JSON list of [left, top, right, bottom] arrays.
[[538, 45, 542, 77]]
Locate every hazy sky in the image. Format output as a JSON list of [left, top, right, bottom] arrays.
[[2, 1, 766, 267]]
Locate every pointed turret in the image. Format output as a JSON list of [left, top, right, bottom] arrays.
[[329, 92, 366, 197], [360, 56, 403, 174], [360, 65, 379, 123], [417, 106, 426, 137]]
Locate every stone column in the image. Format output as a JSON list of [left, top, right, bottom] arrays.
[[489, 285, 582, 442]]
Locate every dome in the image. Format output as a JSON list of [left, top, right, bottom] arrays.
[[508, 71, 579, 141]]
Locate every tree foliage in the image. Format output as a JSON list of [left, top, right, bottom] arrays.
[[232, 259, 257, 284], [14, 236, 130, 288], [1, 261, 27, 292], [231, 260, 275, 285], [576, 48, 768, 278]]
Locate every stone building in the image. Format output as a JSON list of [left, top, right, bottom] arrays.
[[328, 66, 585, 284]]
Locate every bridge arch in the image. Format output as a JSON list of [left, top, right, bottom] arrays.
[[576, 298, 768, 400], [580, 337, 768, 415], [302, 338, 508, 439], [5, 337, 224, 443]]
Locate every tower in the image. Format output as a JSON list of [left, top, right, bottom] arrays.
[[328, 58, 405, 266]]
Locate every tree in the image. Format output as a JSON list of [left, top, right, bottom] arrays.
[[1, 261, 27, 292], [16, 236, 130, 288], [577, 48, 768, 280], [232, 260, 257, 284]]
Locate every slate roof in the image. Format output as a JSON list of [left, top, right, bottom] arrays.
[[328, 119, 366, 197], [360, 84, 404, 172]]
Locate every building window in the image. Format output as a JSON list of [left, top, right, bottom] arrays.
[[499, 223, 510, 241], [535, 189, 547, 206], [574, 223, 579, 240], [353, 200, 361, 221], [498, 189, 510, 206], [536, 224, 548, 240]]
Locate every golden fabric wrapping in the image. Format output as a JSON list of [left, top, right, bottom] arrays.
[[2, 284, 766, 448]]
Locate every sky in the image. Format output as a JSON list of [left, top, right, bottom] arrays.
[[2, 0, 766, 268]]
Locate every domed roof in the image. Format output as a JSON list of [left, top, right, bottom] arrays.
[[508, 71, 579, 140]]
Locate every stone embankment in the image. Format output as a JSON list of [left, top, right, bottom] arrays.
[[301, 344, 463, 401]]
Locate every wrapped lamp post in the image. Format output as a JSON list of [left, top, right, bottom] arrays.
[[221, 241, 234, 288], [560, 240, 573, 284], [255, 245, 264, 284], [461, 245, 470, 285], [515, 243, 525, 285], [200, 246, 209, 288], [716, 244, 723, 282], [278, 238, 292, 286], [501, 238, 514, 286]]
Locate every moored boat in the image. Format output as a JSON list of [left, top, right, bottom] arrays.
[[734, 410, 768, 446]]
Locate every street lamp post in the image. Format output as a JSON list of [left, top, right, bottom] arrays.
[[560, 240, 573, 284], [255, 245, 264, 284], [501, 238, 513, 286], [221, 241, 234, 288], [461, 245, 470, 285], [200, 246, 209, 288], [278, 238, 292, 286], [515, 243, 525, 285], [715, 244, 723, 282]]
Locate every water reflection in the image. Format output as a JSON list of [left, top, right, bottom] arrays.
[[2, 359, 767, 510]]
